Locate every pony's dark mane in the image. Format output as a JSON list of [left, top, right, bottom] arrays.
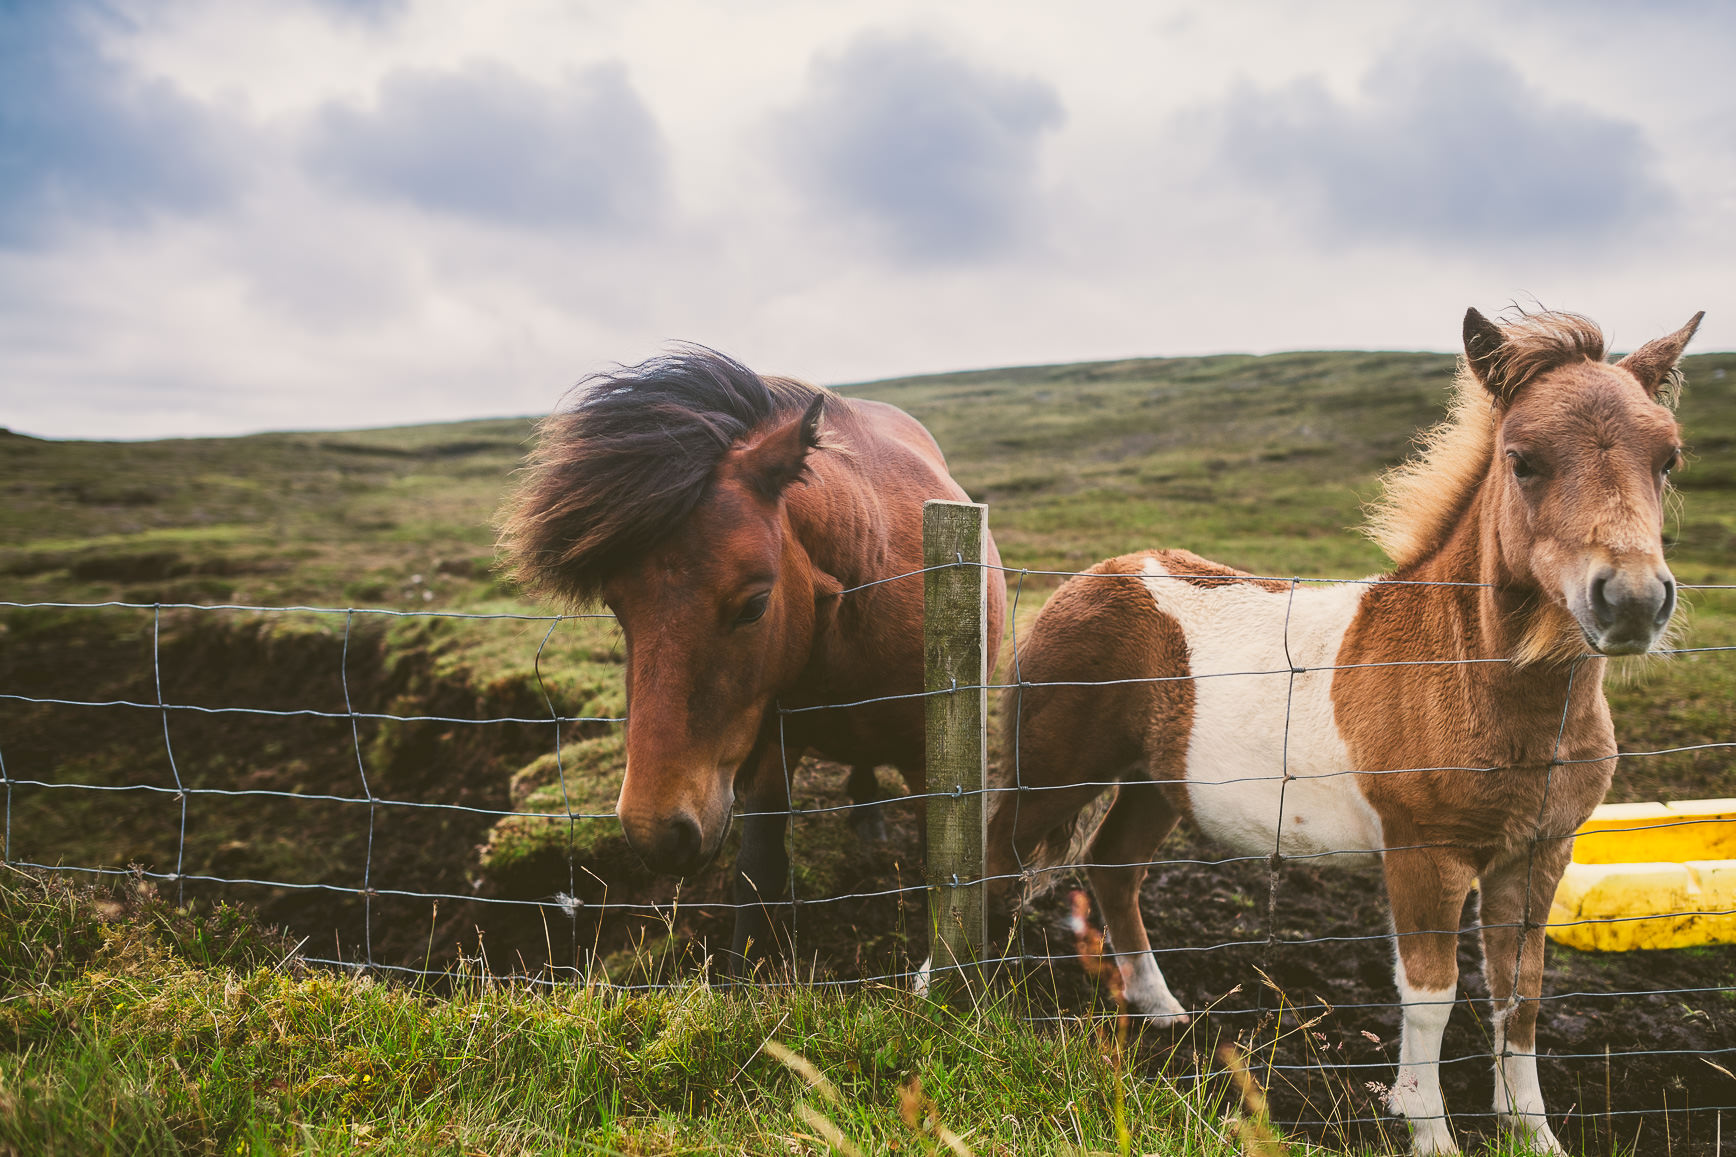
[[499, 346, 828, 605]]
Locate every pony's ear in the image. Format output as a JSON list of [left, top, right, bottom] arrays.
[[1463, 307, 1515, 403], [1618, 311, 1705, 398], [739, 394, 826, 499]]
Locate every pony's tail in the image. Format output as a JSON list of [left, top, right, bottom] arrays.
[[1026, 809, 1100, 882]]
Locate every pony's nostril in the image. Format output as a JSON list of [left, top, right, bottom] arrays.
[[1654, 576, 1677, 628], [664, 814, 703, 871], [1589, 572, 1614, 628]]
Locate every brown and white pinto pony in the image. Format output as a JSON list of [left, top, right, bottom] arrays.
[[991, 309, 1702, 1155], [502, 348, 1004, 969]]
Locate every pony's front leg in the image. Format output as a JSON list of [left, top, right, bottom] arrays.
[[1479, 845, 1572, 1156], [728, 809, 789, 974], [726, 744, 792, 976], [1383, 845, 1478, 1156]]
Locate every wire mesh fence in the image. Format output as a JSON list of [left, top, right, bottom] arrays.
[[3, 520, 1734, 1154]]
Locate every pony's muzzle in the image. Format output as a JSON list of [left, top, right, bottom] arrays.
[[617, 756, 737, 877], [620, 808, 716, 877], [1582, 563, 1676, 655]]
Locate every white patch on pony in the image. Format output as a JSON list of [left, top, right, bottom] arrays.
[[1137, 558, 1384, 864], [1119, 951, 1189, 1026], [1390, 975, 1459, 1156], [1492, 1006, 1565, 1154]]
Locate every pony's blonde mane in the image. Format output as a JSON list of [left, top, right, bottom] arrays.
[[1363, 367, 1497, 570], [1365, 311, 1610, 571]]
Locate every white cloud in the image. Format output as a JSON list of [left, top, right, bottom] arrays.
[[772, 31, 1063, 264], [306, 60, 667, 231], [0, 0, 1730, 440], [1194, 43, 1669, 248], [0, 4, 245, 247]]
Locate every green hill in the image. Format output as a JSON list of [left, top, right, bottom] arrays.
[[5, 349, 1734, 907], [7, 349, 1733, 602], [4, 348, 1733, 1155]]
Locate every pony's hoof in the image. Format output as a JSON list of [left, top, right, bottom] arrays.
[[1498, 1117, 1565, 1156], [1403, 1121, 1459, 1157], [1126, 991, 1190, 1028]]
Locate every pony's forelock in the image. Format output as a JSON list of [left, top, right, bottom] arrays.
[[1476, 309, 1606, 401]]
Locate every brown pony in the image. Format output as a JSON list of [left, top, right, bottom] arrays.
[[502, 347, 1004, 967], [991, 309, 1702, 1155]]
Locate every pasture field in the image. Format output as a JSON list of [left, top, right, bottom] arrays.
[[0, 869, 1245, 1155], [3, 347, 1734, 1153]]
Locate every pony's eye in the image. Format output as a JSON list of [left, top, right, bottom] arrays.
[[1507, 450, 1538, 480], [1662, 449, 1683, 477], [734, 593, 770, 626]]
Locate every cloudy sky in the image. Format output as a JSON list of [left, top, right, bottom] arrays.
[[3, 0, 1731, 439]]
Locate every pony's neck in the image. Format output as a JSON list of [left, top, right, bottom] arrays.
[[782, 453, 890, 590], [1402, 476, 1594, 672], [1389, 481, 1610, 773]]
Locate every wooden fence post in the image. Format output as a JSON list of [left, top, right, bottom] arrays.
[[923, 499, 989, 986]]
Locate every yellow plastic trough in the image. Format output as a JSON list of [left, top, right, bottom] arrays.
[[1546, 798, 1736, 952]]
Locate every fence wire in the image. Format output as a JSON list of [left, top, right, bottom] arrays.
[[3, 565, 1733, 1153]]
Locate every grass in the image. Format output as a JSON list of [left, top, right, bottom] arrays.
[[0, 418, 529, 609], [0, 870, 1255, 1156]]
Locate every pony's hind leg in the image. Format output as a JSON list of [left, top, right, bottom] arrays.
[[1478, 845, 1572, 1156], [845, 764, 889, 842], [1085, 778, 1187, 1025], [1382, 844, 1478, 1156]]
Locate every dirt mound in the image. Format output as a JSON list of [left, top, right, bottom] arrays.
[[0, 606, 552, 970]]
